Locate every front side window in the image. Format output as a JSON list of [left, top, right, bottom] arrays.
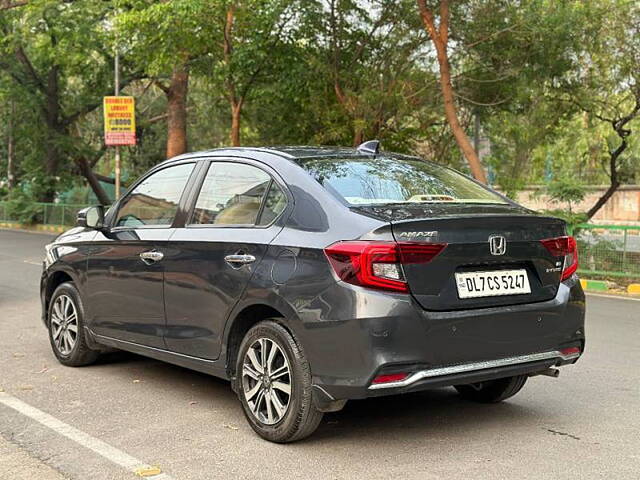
[[192, 162, 273, 226], [114, 163, 194, 228], [297, 156, 506, 206]]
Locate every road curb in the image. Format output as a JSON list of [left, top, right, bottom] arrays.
[[580, 278, 640, 298], [580, 279, 609, 291], [0, 223, 66, 234]]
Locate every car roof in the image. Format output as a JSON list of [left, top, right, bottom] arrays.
[[158, 145, 419, 167]]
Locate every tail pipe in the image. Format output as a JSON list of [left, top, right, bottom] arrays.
[[530, 367, 560, 378]]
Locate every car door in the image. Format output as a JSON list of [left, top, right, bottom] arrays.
[[86, 162, 196, 348], [162, 159, 289, 359]]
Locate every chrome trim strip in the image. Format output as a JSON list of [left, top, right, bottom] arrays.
[[368, 350, 579, 390]]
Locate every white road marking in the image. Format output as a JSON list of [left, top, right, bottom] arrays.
[[23, 260, 42, 266], [586, 292, 640, 302], [0, 392, 173, 479]]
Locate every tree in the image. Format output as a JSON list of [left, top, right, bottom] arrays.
[[307, 0, 430, 147], [416, 0, 486, 183], [217, 0, 300, 146], [555, 0, 640, 219], [0, 0, 138, 202], [117, 0, 217, 158]]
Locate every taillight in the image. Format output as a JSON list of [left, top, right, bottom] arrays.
[[540, 236, 578, 281], [324, 241, 447, 293]]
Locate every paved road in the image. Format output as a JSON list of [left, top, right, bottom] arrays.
[[0, 229, 638, 479]]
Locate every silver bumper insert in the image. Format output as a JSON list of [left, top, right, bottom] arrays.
[[368, 350, 580, 390]]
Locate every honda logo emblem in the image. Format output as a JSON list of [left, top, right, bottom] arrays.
[[489, 235, 507, 256]]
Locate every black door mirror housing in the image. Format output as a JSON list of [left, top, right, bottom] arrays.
[[77, 205, 105, 230]]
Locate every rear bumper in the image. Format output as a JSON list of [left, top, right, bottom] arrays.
[[366, 349, 579, 393], [301, 276, 585, 404]]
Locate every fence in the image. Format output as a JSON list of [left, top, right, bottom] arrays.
[[0, 202, 91, 227], [571, 224, 640, 280]]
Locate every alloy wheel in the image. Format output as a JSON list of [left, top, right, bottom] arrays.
[[242, 337, 292, 425], [50, 294, 78, 356]]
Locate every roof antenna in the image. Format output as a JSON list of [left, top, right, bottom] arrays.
[[357, 140, 380, 155]]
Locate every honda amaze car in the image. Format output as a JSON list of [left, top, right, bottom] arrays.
[[41, 142, 585, 443]]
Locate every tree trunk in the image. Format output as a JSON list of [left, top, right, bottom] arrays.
[[417, 0, 487, 184], [75, 158, 111, 206], [223, 4, 243, 147], [586, 181, 620, 220], [353, 127, 364, 147], [165, 65, 189, 159], [230, 101, 242, 147], [585, 94, 640, 220], [41, 66, 62, 202], [7, 101, 15, 189], [586, 139, 625, 220]]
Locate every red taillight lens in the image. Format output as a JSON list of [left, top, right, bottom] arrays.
[[324, 241, 446, 293], [540, 236, 578, 281], [372, 373, 409, 384]]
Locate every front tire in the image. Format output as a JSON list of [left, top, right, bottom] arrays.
[[455, 375, 528, 403], [48, 282, 99, 367], [235, 320, 323, 443]]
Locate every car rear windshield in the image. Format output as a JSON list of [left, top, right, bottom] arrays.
[[297, 156, 507, 206]]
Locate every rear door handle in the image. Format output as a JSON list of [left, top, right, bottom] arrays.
[[224, 254, 256, 266], [139, 250, 164, 265]]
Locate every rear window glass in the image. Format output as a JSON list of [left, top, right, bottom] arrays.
[[297, 157, 506, 206]]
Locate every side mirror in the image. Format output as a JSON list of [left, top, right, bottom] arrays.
[[77, 205, 105, 230]]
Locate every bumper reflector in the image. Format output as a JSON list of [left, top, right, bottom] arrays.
[[559, 346, 581, 357], [372, 373, 409, 385]]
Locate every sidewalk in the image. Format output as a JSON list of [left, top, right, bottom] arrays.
[[0, 436, 68, 480]]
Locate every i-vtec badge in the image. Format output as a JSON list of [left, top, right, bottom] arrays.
[[398, 231, 438, 240]]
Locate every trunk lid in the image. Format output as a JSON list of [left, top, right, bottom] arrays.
[[386, 210, 566, 311]]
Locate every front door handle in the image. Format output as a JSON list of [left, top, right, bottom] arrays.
[[140, 250, 164, 265], [224, 254, 256, 267]]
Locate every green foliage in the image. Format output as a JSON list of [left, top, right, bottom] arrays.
[[1, 190, 44, 224], [0, 0, 638, 216], [540, 209, 588, 231], [544, 177, 586, 213]]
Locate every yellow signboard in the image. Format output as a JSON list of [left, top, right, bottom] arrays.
[[103, 96, 136, 146]]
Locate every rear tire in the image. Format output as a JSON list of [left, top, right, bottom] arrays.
[[48, 282, 100, 367], [235, 319, 323, 443], [454, 375, 528, 403]]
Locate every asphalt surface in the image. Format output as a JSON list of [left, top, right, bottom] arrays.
[[0, 228, 638, 479]]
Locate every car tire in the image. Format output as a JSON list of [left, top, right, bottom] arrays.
[[235, 319, 323, 443], [454, 375, 528, 403], [48, 282, 100, 367]]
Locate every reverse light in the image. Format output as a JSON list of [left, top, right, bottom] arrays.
[[372, 373, 409, 385], [324, 241, 447, 293], [540, 236, 578, 281]]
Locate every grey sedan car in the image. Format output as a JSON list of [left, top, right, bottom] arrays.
[[41, 142, 585, 442]]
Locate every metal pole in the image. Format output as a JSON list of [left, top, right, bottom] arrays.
[[114, 50, 121, 200], [622, 229, 628, 272]]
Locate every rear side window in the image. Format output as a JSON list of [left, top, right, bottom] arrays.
[[257, 182, 287, 226], [192, 162, 275, 226], [114, 163, 194, 228], [297, 156, 506, 206]]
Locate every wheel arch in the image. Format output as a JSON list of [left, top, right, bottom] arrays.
[[43, 267, 79, 324], [223, 298, 303, 380]]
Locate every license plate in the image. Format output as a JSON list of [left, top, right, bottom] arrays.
[[455, 269, 531, 299]]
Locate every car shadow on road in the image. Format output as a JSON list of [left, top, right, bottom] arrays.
[[309, 389, 539, 444], [89, 351, 543, 444]]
